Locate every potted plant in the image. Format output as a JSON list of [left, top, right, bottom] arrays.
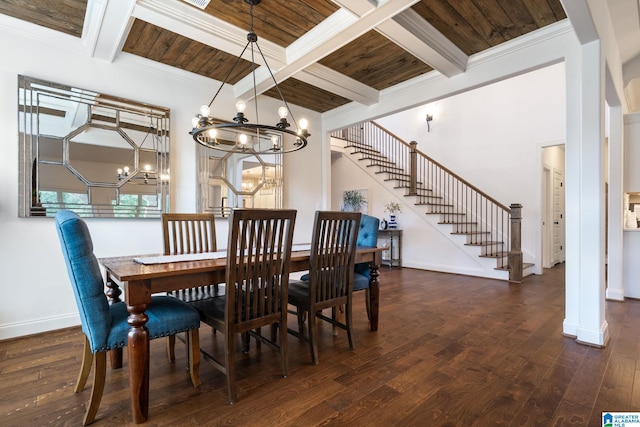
[[343, 190, 366, 212], [384, 201, 402, 229]]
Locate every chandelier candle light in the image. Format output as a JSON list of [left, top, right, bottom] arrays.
[[190, 0, 310, 154]]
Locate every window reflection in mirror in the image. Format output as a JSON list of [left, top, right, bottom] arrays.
[[197, 142, 282, 217], [18, 75, 170, 218]]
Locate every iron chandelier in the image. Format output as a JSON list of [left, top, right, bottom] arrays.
[[189, 0, 309, 154]]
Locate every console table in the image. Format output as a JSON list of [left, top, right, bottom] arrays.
[[379, 229, 402, 268]]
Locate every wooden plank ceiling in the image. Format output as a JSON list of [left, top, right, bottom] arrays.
[[0, 0, 566, 113]]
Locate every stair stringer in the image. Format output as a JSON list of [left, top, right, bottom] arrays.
[[332, 139, 509, 280]]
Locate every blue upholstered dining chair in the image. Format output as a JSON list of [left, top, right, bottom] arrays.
[[55, 210, 201, 425], [353, 214, 380, 320]]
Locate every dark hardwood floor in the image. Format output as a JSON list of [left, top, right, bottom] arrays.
[[1, 264, 638, 426]]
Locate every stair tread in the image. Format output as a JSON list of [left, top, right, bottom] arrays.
[[479, 251, 510, 258], [451, 231, 490, 235], [358, 162, 404, 167], [348, 144, 380, 151], [353, 150, 386, 156], [379, 172, 410, 177], [396, 186, 432, 191], [376, 170, 401, 174], [371, 164, 402, 168], [366, 161, 401, 167], [465, 241, 503, 246], [350, 148, 381, 155], [385, 178, 414, 182], [352, 151, 384, 157], [438, 221, 477, 225], [357, 154, 387, 161], [427, 212, 465, 215], [496, 262, 534, 272]]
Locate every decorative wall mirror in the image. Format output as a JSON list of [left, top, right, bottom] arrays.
[[196, 127, 282, 217], [18, 75, 170, 218]]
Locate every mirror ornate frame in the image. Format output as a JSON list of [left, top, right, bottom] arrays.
[[18, 75, 170, 218]]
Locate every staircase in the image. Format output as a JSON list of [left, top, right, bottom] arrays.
[[331, 122, 531, 283]]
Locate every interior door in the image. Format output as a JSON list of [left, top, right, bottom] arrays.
[[553, 169, 565, 264], [542, 166, 552, 268]]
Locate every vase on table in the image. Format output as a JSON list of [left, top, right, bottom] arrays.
[[388, 214, 397, 229]]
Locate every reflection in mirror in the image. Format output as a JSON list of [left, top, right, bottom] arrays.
[[197, 131, 282, 217], [18, 75, 170, 218]]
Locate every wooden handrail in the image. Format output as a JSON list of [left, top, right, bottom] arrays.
[[332, 121, 523, 282], [371, 121, 511, 213]]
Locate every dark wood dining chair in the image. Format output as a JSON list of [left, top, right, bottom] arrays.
[[162, 212, 217, 255], [55, 210, 201, 425], [162, 213, 222, 359], [299, 213, 380, 327], [287, 211, 361, 365], [190, 208, 297, 403], [162, 213, 220, 301]]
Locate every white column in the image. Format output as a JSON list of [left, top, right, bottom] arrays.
[[564, 39, 610, 346], [606, 104, 624, 300], [563, 44, 581, 338]]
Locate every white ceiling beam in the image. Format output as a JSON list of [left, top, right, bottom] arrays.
[[625, 53, 640, 87], [235, 0, 419, 100], [624, 78, 640, 112], [331, 0, 377, 16], [132, 0, 419, 106], [334, 0, 467, 76], [82, 0, 136, 61], [383, 9, 467, 76], [560, 0, 599, 45], [233, 8, 358, 99], [298, 64, 380, 106]]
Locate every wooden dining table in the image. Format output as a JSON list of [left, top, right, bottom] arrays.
[[99, 246, 383, 424]]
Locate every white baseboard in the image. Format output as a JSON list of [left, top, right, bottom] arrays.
[[400, 261, 509, 281], [605, 287, 625, 301], [0, 314, 80, 340], [575, 321, 610, 347]]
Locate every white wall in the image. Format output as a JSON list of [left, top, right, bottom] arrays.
[[623, 112, 640, 298], [0, 17, 322, 339], [624, 113, 640, 191], [333, 63, 565, 273]]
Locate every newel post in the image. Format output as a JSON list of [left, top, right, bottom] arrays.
[[509, 203, 523, 283], [409, 141, 418, 196]]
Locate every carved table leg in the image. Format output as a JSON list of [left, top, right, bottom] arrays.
[[105, 272, 123, 369], [368, 263, 380, 331], [126, 283, 151, 424], [105, 272, 122, 304]]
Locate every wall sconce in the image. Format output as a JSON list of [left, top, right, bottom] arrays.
[[426, 114, 433, 132]]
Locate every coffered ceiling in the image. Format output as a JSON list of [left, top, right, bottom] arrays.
[[2, 0, 625, 115]]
